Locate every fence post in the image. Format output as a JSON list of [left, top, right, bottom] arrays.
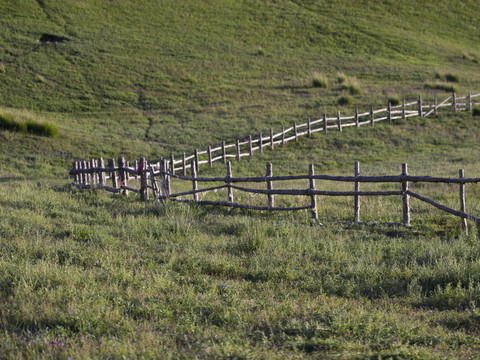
[[140, 156, 148, 200], [90, 159, 97, 185], [354, 161, 360, 222], [282, 126, 285, 146], [453, 92, 457, 113], [236, 139, 241, 161], [126, 161, 130, 181], [337, 111, 342, 132], [73, 161, 79, 185], [388, 102, 392, 124], [270, 128, 274, 150], [191, 160, 198, 202], [309, 164, 318, 220], [208, 145, 213, 168], [403, 98, 406, 119], [266, 163, 274, 209], [370, 105, 374, 127], [226, 161, 233, 203], [108, 158, 117, 189], [134, 160, 139, 181], [308, 118, 311, 138], [259, 132, 263, 153], [163, 159, 170, 197], [402, 163, 410, 226], [434, 94, 438, 116], [294, 121, 298, 141], [248, 135, 253, 156], [84, 160, 90, 185], [98, 158, 105, 187], [323, 114, 328, 134], [418, 95, 423, 117], [119, 157, 127, 195], [355, 107, 359, 127], [170, 153, 175, 175], [459, 169, 467, 234], [469, 92, 472, 112], [194, 148, 199, 173], [183, 152, 187, 176]]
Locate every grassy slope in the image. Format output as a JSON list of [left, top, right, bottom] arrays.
[[2, 0, 480, 358]]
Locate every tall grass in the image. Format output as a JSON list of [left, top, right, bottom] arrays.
[[0, 109, 58, 138]]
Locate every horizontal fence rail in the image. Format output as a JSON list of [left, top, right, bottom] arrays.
[[157, 92, 480, 175], [70, 159, 480, 232]]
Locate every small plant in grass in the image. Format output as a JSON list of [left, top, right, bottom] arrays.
[[445, 73, 460, 83], [388, 96, 401, 106], [341, 76, 362, 95], [338, 95, 354, 106], [311, 71, 328, 88], [473, 107, 480, 117], [336, 72, 347, 84]]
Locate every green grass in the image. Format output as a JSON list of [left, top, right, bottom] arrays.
[[0, 109, 59, 137], [424, 82, 459, 93], [2, 0, 480, 358]]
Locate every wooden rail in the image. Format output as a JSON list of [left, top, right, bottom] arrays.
[[70, 159, 480, 232], [156, 92, 480, 175]]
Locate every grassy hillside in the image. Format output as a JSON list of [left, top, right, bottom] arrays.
[[2, 0, 480, 358]]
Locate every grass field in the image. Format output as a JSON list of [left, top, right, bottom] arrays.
[[2, 0, 480, 358]]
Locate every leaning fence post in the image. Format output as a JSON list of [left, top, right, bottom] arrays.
[[270, 128, 274, 150], [370, 105, 374, 126], [402, 163, 410, 226], [208, 145, 212, 168], [226, 161, 233, 203], [119, 157, 127, 195], [236, 139, 241, 161], [170, 153, 175, 175], [453, 92, 457, 113], [323, 114, 327, 134], [388, 102, 392, 124], [191, 160, 198, 202], [354, 161, 360, 222], [266, 163, 274, 209], [222, 141, 227, 163], [108, 158, 117, 189], [140, 156, 148, 200], [194, 148, 199, 173], [418, 95, 423, 117], [337, 111, 342, 132], [459, 169, 467, 233], [307, 118, 312, 138], [309, 164, 318, 220], [259, 132, 263, 153], [98, 158, 105, 187]]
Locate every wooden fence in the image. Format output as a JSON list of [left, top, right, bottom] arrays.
[[161, 92, 480, 175], [70, 159, 480, 232]]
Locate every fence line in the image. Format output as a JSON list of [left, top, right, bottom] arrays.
[[159, 92, 480, 175], [70, 159, 480, 232]]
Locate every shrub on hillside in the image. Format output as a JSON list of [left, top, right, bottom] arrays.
[[388, 96, 401, 106], [0, 112, 59, 138], [338, 95, 354, 106], [311, 71, 328, 88]]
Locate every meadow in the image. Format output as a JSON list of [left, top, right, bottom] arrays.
[[1, 0, 480, 358]]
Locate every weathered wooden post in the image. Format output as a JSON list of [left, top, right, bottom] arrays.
[[72, 161, 79, 185], [259, 132, 263, 153], [236, 139, 241, 161], [434, 94, 438, 116], [370, 105, 374, 127], [118, 156, 127, 195], [418, 95, 423, 117], [248, 135, 253, 156], [307, 118, 312, 138], [402, 163, 410, 226], [388, 102, 392, 124], [294, 121, 298, 141], [86, 160, 92, 185], [337, 111, 342, 132], [208, 145, 212, 168], [309, 164, 318, 220], [469, 92, 472, 112], [402, 98, 406, 119], [453, 92, 457, 113], [90, 159, 97, 185], [266, 163, 274, 209], [140, 157, 148, 200], [170, 153, 175, 175], [355, 107, 359, 127], [163, 159, 170, 197], [134, 160, 139, 181], [98, 158, 105, 187], [222, 141, 227, 164], [194, 148, 199, 173], [282, 126, 285, 146], [226, 161, 233, 203], [191, 160, 198, 202], [183, 152, 187, 176], [459, 169, 467, 234], [108, 158, 117, 189], [354, 161, 360, 222], [270, 128, 274, 150]]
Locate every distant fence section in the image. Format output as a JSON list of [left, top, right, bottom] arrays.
[[160, 92, 480, 175], [70, 158, 480, 232]]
